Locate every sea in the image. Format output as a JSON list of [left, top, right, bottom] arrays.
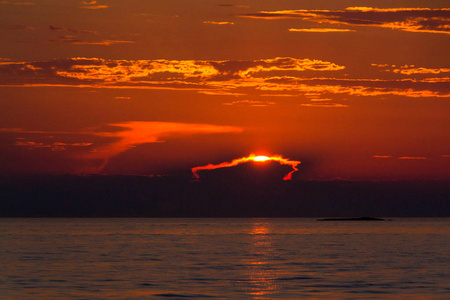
[[0, 218, 449, 299]]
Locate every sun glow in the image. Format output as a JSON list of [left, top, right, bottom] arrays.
[[191, 153, 301, 180], [253, 155, 271, 162]]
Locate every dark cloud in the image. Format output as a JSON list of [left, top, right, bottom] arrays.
[[48, 25, 98, 35], [239, 7, 450, 34]]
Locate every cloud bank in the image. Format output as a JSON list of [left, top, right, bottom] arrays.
[[239, 7, 450, 34], [0, 57, 448, 99]]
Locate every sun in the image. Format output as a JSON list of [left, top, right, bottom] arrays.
[[191, 153, 301, 180], [253, 155, 271, 162]]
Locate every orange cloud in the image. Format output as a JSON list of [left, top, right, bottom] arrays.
[[49, 37, 134, 45], [4, 122, 243, 174], [192, 153, 301, 180], [310, 98, 332, 102], [84, 122, 243, 173], [239, 7, 450, 34], [198, 91, 246, 96], [372, 64, 450, 76], [373, 155, 392, 158], [0, 57, 343, 86], [260, 93, 298, 97], [300, 103, 349, 108], [289, 28, 354, 32], [222, 100, 275, 106], [0, 1, 34, 5], [398, 156, 427, 160], [15, 140, 93, 152], [204, 21, 234, 25], [80, 1, 107, 9], [393, 67, 450, 75], [1, 58, 448, 98], [48, 25, 98, 35]]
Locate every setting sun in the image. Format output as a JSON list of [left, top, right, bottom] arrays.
[[253, 156, 271, 162], [192, 154, 301, 180]]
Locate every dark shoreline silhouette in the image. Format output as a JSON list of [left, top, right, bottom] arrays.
[[0, 175, 448, 217], [317, 217, 387, 221]]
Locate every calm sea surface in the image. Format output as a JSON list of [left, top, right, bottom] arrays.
[[0, 218, 449, 299]]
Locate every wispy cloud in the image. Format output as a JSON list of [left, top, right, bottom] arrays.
[[48, 25, 98, 35], [239, 7, 450, 34], [8, 24, 132, 46], [222, 100, 275, 106], [300, 103, 349, 108], [394, 67, 450, 75], [84, 122, 243, 172], [198, 91, 246, 96], [2, 122, 243, 174], [289, 28, 354, 32], [218, 4, 250, 8], [80, 1, 107, 9], [49, 36, 134, 45], [398, 156, 427, 160], [15, 140, 92, 151], [0, 1, 34, 5], [204, 21, 234, 25], [310, 98, 333, 102], [372, 63, 450, 75], [373, 155, 393, 158]]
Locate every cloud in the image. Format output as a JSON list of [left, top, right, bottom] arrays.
[[83, 122, 243, 173], [0, 57, 344, 86], [262, 77, 450, 98], [114, 96, 131, 100], [372, 63, 450, 76], [49, 36, 134, 45], [198, 91, 246, 96], [2, 122, 243, 174], [9, 24, 132, 46], [310, 98, 332, 102], [204, 21, 234, 25], [222, 100, 275, 106], [239, 7, 450, 34], [398, 156, 427, 160], [15, 140, 92, 151], [395, 68, 450, 75], [0, 1, 34, 5], [48, 25, 98, 35], [80, 1, 107, 9], [393, 67, 450, 75], [373, 155, 392, 158], [289, 28, 354, 32], [218, 4, 249, 8], [300, 103, 349, 108], [0, 57, 448, 98], [260, 93, 298, 97]]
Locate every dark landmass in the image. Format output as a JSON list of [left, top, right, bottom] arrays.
[[0, 174, 449, 217], [317, 217, 387, 221]]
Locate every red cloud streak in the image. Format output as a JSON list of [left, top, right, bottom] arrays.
[[191, 153, 301, 180]]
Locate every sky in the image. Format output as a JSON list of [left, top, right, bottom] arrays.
[[0, 0, 449, 180]]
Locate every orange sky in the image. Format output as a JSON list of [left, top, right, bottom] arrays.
[[0, 0, 449, 180]]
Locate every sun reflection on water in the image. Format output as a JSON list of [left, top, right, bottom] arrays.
[[244, 221, 280, 298]]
